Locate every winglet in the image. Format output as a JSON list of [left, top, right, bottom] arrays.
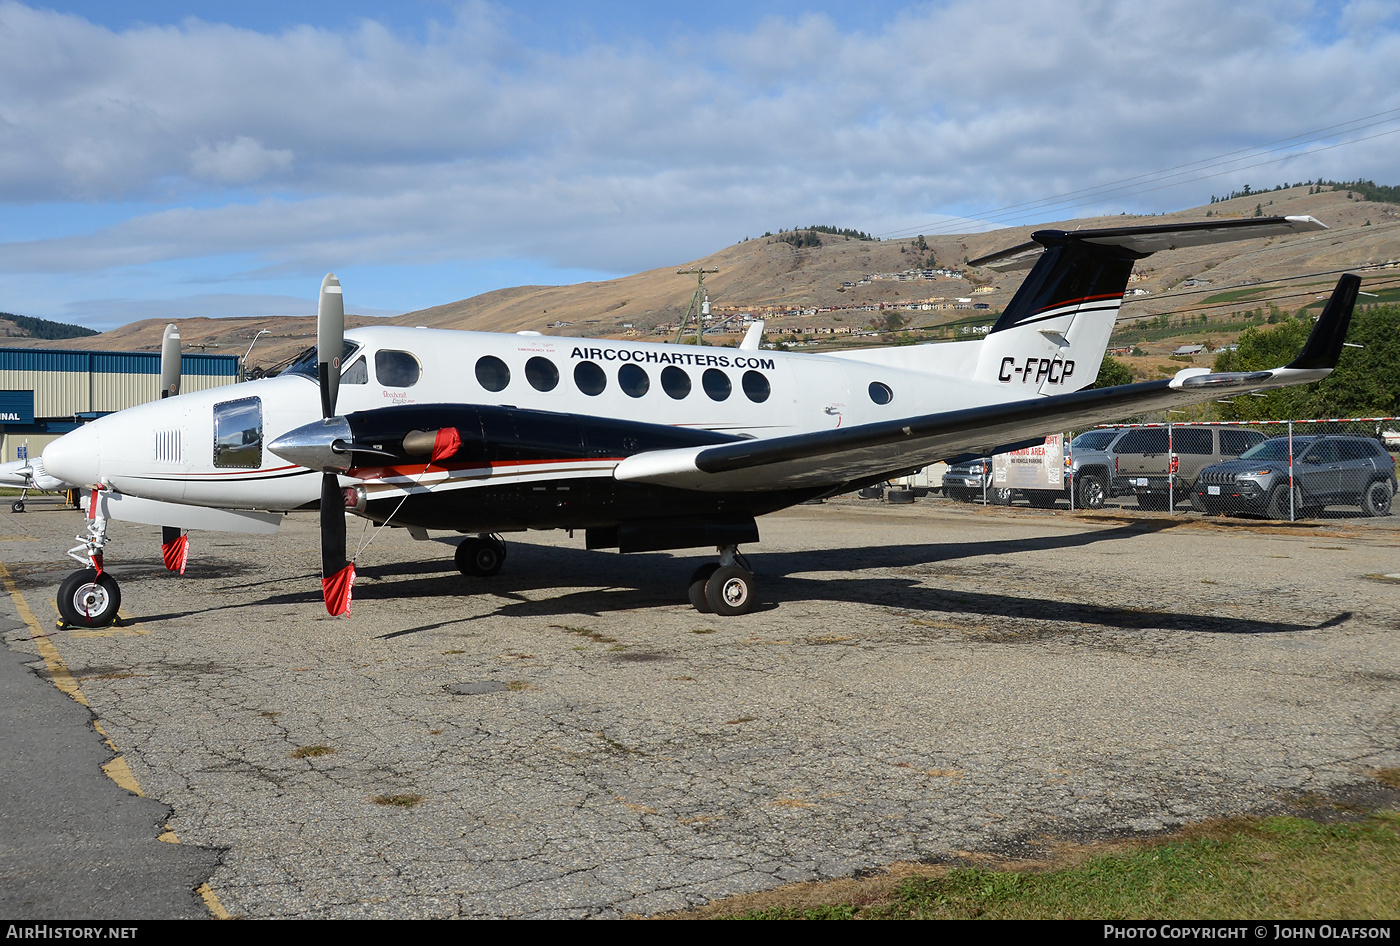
[[1286, 274, 1360, 370]]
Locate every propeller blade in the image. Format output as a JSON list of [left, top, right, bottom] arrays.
[[159, 324, 181, 398], [317, 274, 345, 418], [320, 471, 354, 616]]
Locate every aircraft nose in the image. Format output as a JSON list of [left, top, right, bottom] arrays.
[[43, 423, 100, 487]]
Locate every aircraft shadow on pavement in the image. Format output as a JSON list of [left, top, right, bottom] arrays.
[[121, 518, 1347, 638]]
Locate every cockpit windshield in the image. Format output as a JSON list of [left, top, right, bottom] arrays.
[[282, 341, 362, 381]]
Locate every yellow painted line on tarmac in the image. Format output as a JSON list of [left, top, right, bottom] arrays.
[[0, 559, 86, 706], [0, 554, 230, 919], [198, 884, 231, 919]]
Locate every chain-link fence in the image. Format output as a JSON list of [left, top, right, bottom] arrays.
[[885, 417, 1399, 522]]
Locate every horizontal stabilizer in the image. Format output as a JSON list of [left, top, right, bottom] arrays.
[[969, 215, 1326, 270]]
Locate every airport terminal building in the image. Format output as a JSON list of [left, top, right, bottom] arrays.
[[0, 347, 241, 462]]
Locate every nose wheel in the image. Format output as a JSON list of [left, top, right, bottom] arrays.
[[687, 545, 756, 616], [57, 568, 121, 628]]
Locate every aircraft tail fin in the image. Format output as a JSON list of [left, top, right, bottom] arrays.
[[968, 215, 1326, 393]]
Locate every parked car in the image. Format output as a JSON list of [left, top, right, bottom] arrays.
[[1193, 435, 1397, 518], [1064, 425, 1267, 510], [942, 458, 1013, 504]]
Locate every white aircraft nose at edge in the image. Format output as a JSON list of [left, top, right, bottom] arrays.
[[40, 215, 1360, 627]]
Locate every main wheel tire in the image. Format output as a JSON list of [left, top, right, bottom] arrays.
[[1266, 484, 1303, 520], [1362, 479, 1394, 517], [857, 487, 884, 500], [57, 568, 121, 628], [688, 563, 721, 613], [11, 500, 24, 513], [705, 564, 755, 616], [1075, 474, 1107, 510], [455, 537, 505, 576], [887, 488, 915, 504]]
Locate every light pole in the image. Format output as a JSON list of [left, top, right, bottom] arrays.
[[242, 330, 270, 379]]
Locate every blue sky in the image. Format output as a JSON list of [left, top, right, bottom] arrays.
[[2, 0, 1399, 329]]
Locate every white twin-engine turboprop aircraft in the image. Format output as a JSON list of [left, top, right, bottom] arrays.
[[40, 215, 1359, 626]]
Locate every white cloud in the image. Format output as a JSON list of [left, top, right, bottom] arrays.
[[0, 0, 1398, 304], [189, 136, 293, 183]]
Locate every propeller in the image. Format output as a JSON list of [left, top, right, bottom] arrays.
[[316, 274, 354, 617], [159, 324, 181, 398]]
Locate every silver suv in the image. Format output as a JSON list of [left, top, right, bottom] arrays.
[[1065, 425, 1267, 510]]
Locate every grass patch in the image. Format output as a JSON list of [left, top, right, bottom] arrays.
[[698, 812, 1400, 920], [372, 794, 424, 808], [551, 623, 617, 644], [1204, 286, 1270, 304], [290, 744, 335, 759]]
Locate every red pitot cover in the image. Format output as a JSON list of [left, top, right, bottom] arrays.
[[322, 562, 356, 617], [162, 534, 189, 574]]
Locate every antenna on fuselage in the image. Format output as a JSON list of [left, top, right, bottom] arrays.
[[673, 267, 719, 346]]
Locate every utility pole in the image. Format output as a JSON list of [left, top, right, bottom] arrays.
[[673, 267, 719, 345]]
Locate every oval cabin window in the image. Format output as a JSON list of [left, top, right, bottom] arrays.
[[574, 361, 606, 396], [618, 363, 650, 398], [702, 368, 731, 401], [661, 365, 691, 399], [525, 357, 559, 392], [742, 370, 770, 403], [868, 381, 893, 405], [475, 356, 510, 392]]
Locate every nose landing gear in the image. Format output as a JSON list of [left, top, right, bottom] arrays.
[[688, 544, 755, 616], [57, 488, 120, 628]]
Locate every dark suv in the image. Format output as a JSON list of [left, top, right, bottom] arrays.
[[1194, 436, 1396, 518]]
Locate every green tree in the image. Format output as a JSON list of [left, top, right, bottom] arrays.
[[1212, 304, 1400, 420], [1088, 355, 1134, 389]]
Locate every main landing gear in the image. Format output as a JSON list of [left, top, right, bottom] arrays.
[[455, 534, 506, 577], [57, 496, 120, 628], [687, 545, 756, 616]]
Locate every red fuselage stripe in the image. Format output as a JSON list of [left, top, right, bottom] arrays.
[[1033, 293, 1123, 314]]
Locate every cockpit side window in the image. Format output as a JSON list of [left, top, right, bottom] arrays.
[[375, 350, 421, 387], [213, 397, 263, 469], [282, 341, 362, 381], [341, 356, 368, 384]]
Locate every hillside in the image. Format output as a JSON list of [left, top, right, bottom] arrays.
[[8, 184, 1398, 373]]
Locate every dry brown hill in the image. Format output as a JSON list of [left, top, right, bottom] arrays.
[[9, 185, 1398, 372]]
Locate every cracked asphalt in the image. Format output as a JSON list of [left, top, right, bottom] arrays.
[[2, 496, 1397, 918]]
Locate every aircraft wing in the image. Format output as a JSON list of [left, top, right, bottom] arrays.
[[614, 274, 1358, 493]]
